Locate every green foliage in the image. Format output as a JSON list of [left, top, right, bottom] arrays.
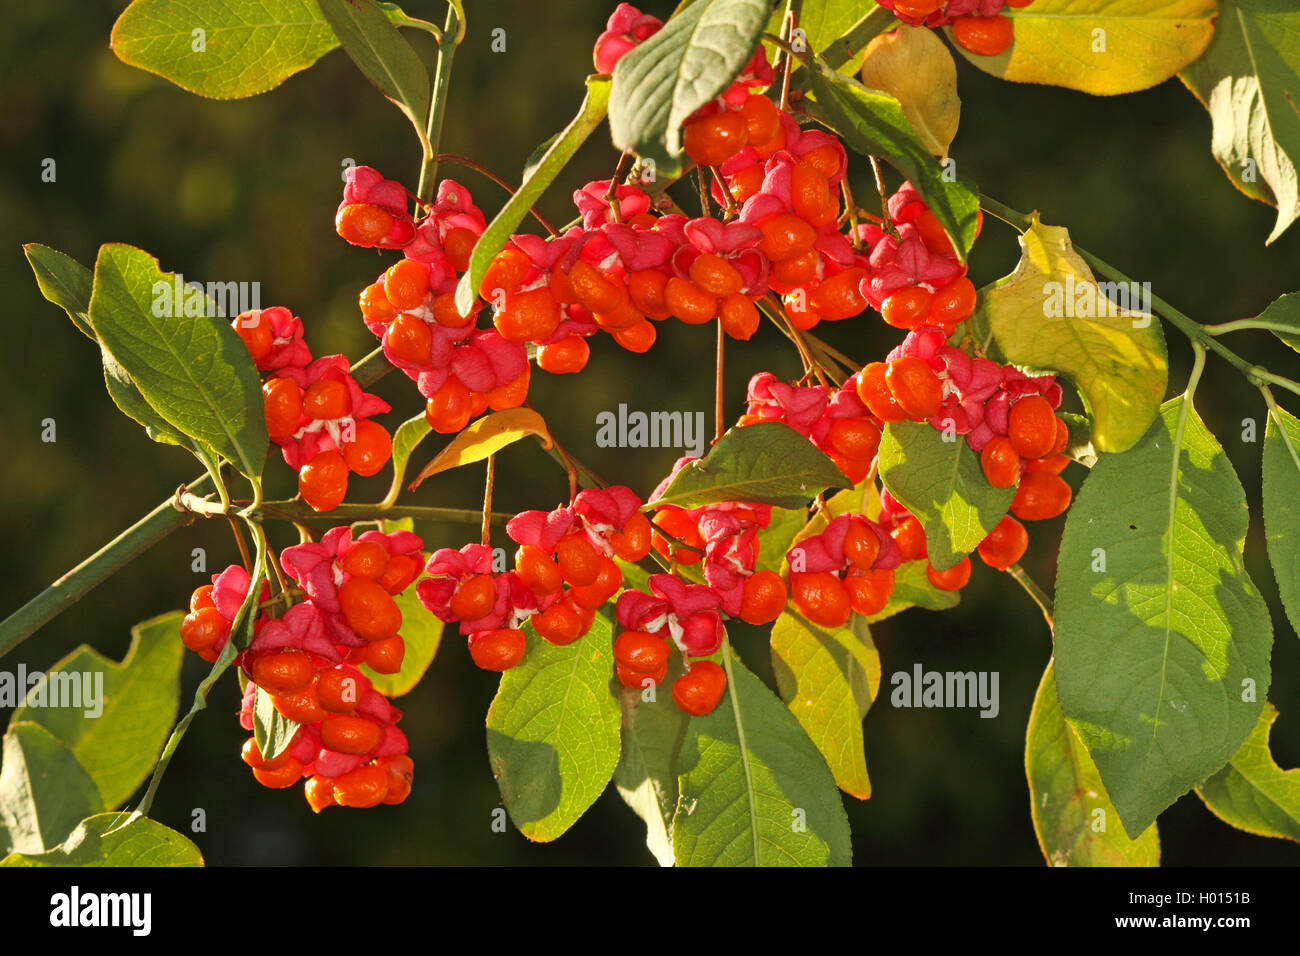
[[0, 723, 103, 855], [981, 217, 1168, 453], [111, 0, 345, 99], [806, 65, 980, 262], [1250, 292, 1300, 355], [387, 412, 432, 499], [2, 812, 203, 866], [1181, 0, 1300, 244], [1054, 397, 1272, 836], [1025, 663, 1159, 866], [1196, 703, 1300, 842], [13, 612, 184, 810], [1263, 404, 1300, 637], [614, 669, 689, 867], [864, 559, 960, 621], [673, 648, 852, 866], [650, 422, 850, 510], [317, 0, 430, 148], [878, 421, 1014, 571], [87, 244, 268, 479], [252, 685, 299, 763], [456, 76, 611, 315], [486, 617, 622, 842], [753, 506, 810, 574], [608, 0, 772, 158], [771, 611, 880, 799]]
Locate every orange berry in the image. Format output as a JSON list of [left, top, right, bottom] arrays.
[[387, 313, 433, 365], [791, 161, 835, 227], [336, 203, 393, 245], [537, 335, 590, 374], [360, 282, 397, 324], [567, 557, 622, 611], [468, 628, 526, 671], [341, 541, 389, 580], [617, 661, 667, 689], [1027, 453, 1070, 475], [341, 419, 391, 477], [450, 574, 497, 622], [363, 635, 405, 674], [977, 515, 1028, 571], [683, 110, 748, 168], [827, 418, 881, 462], [886, 356, 944, 420], [263, 377, 302, 440], [856, 362, 907, 422], [317, 669, 361, 714], [377, 553, 421, 595], [930, 277, 977, 326], [250, 649, 315, 695], [304, 775, 336, 813], [532, 600, 588, 646], [180, 606, 227, 652], [771, 250, 820, 288], [891, 516, 927, 562], [232, 312, 272, 364], [299, 451, 349, 512], [426, 376, 473, 433], [614, 318, 657, 353], [273, 685, 328, 725], [613, 631, 671, 673], [610, 512, 653, 562], [333, 764, 389, 808], [568, 261, 626, 314], [739, 93, 781, 145], [444, 227, 477, 272], [952, 14, 1014, 58], [338, 577, 402, 641], [926, 556, 971, 591], [496, 287, 561, 343], [739, 570, 787, 625], [895, 0, 942, 15], [487, 368, 530, 411], [784, 288, 821, 329], [846, 567, 894, 616], [689, 253, 744, 297], [727, 165, 766, 205], [252, 758, 305, 790], [189, 585, 215, 612], [980, 436, 1021, 489], [432, 291, 476, 329], [302, 378, 351, 420], [757, 213, 816, 261], [843, 521, 882, 572], [320, 715, 382, 755], [555, 533, 602, 587], [1048, 417, 1070, 457], [665, 277, 718, 325], [383, 259, 430, 311], [1011, 471, 1072, 521], [516, 545, 563, 596], [241, 737, 291, 772], [810, 268, 868, 321], [672, 661, 727, 717], [1008, 395, 1058, 459], [880, 287, 933, 329], [479, 248, 530, 300], [788, 571, 851, 628], [720, 294, 760, 340], [628, 269, 673, 320]]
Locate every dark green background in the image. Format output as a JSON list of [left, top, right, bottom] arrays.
[[2, 0, 1298, 865]]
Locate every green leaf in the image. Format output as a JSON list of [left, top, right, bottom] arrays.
[[0, 723, 103, 855], [252, 685, 299, 762], [1196, 703, 1300, 842], [955, 0, 1217, 96], [754, 506, 810, 574], [317, 0, 430, 147], [771, 611, 880, 800], [614, 670, 689, 867], [87, 244, 268, 478], [386, 412, 431, 499], [456, 76, 611, 315], [1026, 662, 1160, 866], [806, 64, 980, 262], [608, 0, 772, 158], [1264, 404, 1300, 637], [859, 24, 961, 158], [801, 1, 895, 75], [112, 0, 343, 99], [1054, 397, 1273, 837], [650, 422, 850, 510], [864, 558, 960, 621], [411, 408, 553, 489], [878, 420, 1014, 572], [982, 216, 1168, 453], [486, 616, 622, 842], [1249, 291, 1300, 355], [1181, 0, 1300, 244], [12, 612, 184, 811], [361, 585, 441, 696], [25, 244, 192, 449], [2, 812, 203, 867], [673, 647, 852, 866]]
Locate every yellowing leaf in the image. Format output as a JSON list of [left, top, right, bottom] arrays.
[[410, 408, 552, 490], [860, 25, 959, 157], [952, 0, 1217, 96], [982, 215, 1167, 453]]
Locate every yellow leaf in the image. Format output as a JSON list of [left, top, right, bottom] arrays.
[[951, 0, 1217, 96], [410, 408, 553, 489], [860, 25, 960, 157], [981, 215, 1168, 454]]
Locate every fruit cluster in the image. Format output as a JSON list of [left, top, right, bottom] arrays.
[[235, 307, 395, 512], [876, 0, 1036, 58], [180, 526, 425, 810]]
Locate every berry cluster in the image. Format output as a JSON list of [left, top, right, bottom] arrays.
[[787, 513, 902, 625], [876, 0, 1036, 58], [180, 526, 425, 811]]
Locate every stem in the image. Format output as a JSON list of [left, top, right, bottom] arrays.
[[481, 454, 496, 546], [1006, 564, 1053, 630], [416, 4, 462, 204], [869, 156, 898, 240], [437, 152, 557, 235], [715, 320, 726, 445], [1261, 386, 1300, 475], [227, 515, 253, 576], [695, 167, 712, 217], [351, 345, 393, 389]]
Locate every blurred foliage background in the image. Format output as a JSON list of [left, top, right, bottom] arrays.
[[2, 0, 1298, 865]]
